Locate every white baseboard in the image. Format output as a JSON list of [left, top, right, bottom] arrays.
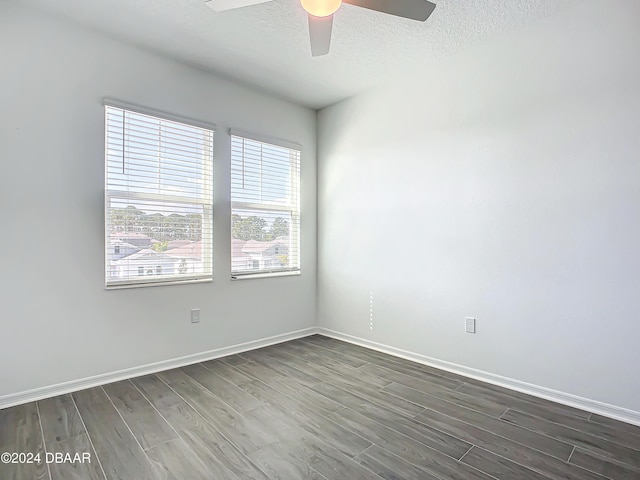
[[5, 325, 639, 428], [0, 327, 319, 410], [318, 327, 640, 427]]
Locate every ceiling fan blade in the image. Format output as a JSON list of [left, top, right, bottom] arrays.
[[205, 0, 275, 12], [342, 0, 435, 21], [308, 14, 333, 57]]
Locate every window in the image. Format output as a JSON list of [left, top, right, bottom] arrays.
[[230, 132, 301, 277], [105, 102, 214, 288]]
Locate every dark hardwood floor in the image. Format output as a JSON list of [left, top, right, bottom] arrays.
[[1, 335, 639, 479]]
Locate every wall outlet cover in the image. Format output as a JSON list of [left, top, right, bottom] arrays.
[[465, 317, 476, 333]]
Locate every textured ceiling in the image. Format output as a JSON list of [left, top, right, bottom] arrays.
[[12, 0, 582, 109]]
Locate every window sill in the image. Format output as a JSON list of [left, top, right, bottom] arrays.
[[231, 271, 301, 281], [106, 277, 213, 290]]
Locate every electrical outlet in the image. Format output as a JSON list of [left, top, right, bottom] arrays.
[[191, 308, 200, 324], [465, 317, 476, 333]]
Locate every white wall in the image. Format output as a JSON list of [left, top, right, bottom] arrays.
[[317, 0, 640, 412], [0, 3, 316, 398]]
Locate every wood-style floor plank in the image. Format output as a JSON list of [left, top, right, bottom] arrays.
[[180, 363, 263, 413], [310, 374, 426, 418], [353, 447, 442, 480], [311, 381, 473, 461], [219, 354, 251, 366], [47, 433, 105, 480], [240, 380, 373, 458], [240, 349, 323, 387], [415, 408, 610, 480], [505, 406, 640, 451], [200, 359, 256, 386], [298, 336, 460, 388], [461, 446, 551, 480], [278, 341, 368, 372], [0, 403, 50, 480], [156, 369, 275, 456], [389, 385, 573, 460], [457, 381, 592, 422], [245, 405, 375, 480], [327, 406, 471, 462], [39, 395, 104, 480], [288, 337, 374, 367], [145, 438, 210, 480], [233, 361, 345, 416], [132, 374, 269, 480], [303, 336, 471, 387], [355, 444, 493, 480], [297, 438, 384, 480], [129, 375, 182, 411], [459, 379, 593, 420], [38, 395, 84, 445], [260, 346, 393, 390], [291, 337, 371, 368], [103, 380, 177, 451], [349, 346, 474, 387], [72, 388, 156, 480], [570, 448, 640, 480], [382, 380, 508, 418], [3, 335, 640, 480], [359, 360, 463, 392], [590, 414, 640, 437], [501, 408, 640, 470], [249, 442, 329, 480]]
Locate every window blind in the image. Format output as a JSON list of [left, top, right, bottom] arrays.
[[105, 104, 214, 288], [230, 133, 301, 277]]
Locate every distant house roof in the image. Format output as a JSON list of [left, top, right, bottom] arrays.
[[110, 232, 152, 240], [110, 232, 154, 247], [167, 239, 193, 249], [242, 240, 271, 255], [165, 241, 202, 260], [231, 239, 249, 261], [241, 237, 289, 255], [112, 248, 175, 264], [111, 239, 139, 250]]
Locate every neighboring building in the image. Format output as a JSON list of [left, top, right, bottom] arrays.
[[109, 249, 180, 279], [108, 239, 140, 260], [108, 238, 208, 281], [231, 238, 250, 272], [167, 239, 194, 250], [237, 237, 289, 271], [108, 235, 288, 279], [165, 241, 205, 275], [109, 232, 154, 249]]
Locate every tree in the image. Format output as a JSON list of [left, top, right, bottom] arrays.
[[109, 207, 202, 243], [109, 205, 144, 232], [270, 217, 289, 238], [151, 241, 168, 253], [232, 215, 269, 241], [185, 214, 203, 242]]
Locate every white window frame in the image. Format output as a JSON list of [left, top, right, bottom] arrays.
[[104, 99, 215, 289], [230, 129, 301, 279]]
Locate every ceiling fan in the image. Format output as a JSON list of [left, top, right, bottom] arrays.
[[205, 0, 436, 56]]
